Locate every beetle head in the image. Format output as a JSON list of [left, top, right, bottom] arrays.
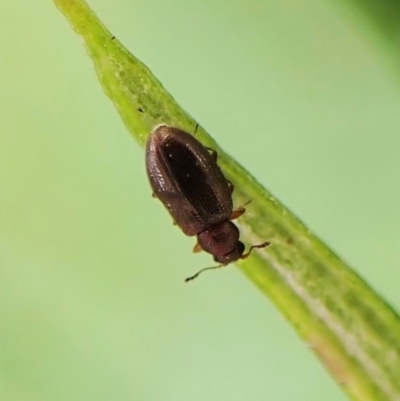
[[197, 221, 242, 264]]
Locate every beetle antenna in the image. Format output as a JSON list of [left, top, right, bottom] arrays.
[[185, 265, 222, 282], [241, 241, 270, 259]]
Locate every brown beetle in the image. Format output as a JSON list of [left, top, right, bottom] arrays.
[[146, 124, 269, 281]]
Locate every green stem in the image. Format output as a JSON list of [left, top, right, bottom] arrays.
[[51, 1, 400, 400]]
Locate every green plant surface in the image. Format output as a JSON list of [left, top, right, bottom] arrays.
[[51, 1, 400, 400]]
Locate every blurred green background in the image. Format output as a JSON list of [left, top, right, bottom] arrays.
[[1, 1, 400, 400]]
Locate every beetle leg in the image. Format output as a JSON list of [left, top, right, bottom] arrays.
[[241, 241, 270, 259], [151, 192, 157, 198], [205, 147, 218, 163], [230, 208, 245, 220], [193, 242, 203, 253], [227, 179, 234, 194], [230, 200, 252, 220]]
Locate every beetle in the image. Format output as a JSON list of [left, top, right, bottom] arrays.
[[145, 124, 269, 281]]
